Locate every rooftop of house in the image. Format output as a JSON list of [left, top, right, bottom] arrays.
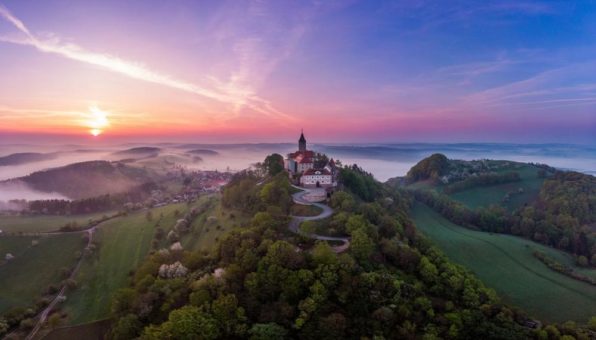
[[303, 168, 332, 176]]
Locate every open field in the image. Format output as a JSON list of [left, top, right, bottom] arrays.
[[0, 234, 83, 313], [446, 164, 544, 211], [62, 203, 187, 324], [42, 318, 111, 340], [61, 197, 246, 325], [0, 212, 116, 234], [411, 203, 596, 323]]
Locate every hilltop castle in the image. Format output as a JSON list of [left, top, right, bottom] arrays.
[[285, 131, 337, 188]]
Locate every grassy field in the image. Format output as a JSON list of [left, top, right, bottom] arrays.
[[0, 234, 83, 313], [62, 203, 187, 324], [62, 196, 244, 324], [446, 164, 544, 211], [42, 318, 111, 340], [0, 212, 116, 234], [411, 203, 596, 323], [182, 195, 252, 252]]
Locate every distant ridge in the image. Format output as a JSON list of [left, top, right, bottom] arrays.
[[0, 152, 56, 166], [186, 149, 219, 156], [5, 160, 153, 199]]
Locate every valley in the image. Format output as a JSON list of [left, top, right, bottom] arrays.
[[411, 203, 595, 323]]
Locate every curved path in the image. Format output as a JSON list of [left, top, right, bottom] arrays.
[[289, 185, 350, 253]]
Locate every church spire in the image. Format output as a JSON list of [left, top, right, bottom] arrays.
[[298, 129, 306, 152]]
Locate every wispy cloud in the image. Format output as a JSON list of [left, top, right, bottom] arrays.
[[0, 3, 294, 121]]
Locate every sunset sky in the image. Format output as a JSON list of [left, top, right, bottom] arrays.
[[0, 1, 595, 143]]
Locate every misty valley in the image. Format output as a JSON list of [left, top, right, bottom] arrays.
[[1, 1, 595, 339], [0, 142, 594, 339]]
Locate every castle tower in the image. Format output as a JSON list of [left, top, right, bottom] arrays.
[[298, 130, 306, 152]]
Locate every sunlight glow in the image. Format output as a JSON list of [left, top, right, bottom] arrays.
[[86, 105, 110, 136]]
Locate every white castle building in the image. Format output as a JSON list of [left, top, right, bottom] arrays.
[[285, 131, 337, 188]]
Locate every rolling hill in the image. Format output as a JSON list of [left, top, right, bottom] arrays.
[[0, 153, 57, 166], [7, 161, 154, 199]]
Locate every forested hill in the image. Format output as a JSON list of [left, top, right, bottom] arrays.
[[405, 154, 596, 265], [405, 153, 450, 183], [0, 152, 56, 166], [111, 147, 161, 159], [105, 156, 595, 339], [515, 171, 596, 259], [10, 160, 154, 199]]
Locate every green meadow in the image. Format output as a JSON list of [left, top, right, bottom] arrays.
[[0, 212, 115, 234], [181, 195, 250, 252], [0, 234, 83, 313], [446, 163, 544, 211], [411, 203, 596, 323], [62, 203, 187, 324], [63, 196, 243, 325]]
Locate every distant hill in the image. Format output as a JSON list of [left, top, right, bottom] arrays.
[[186, 149, 219, 156], [0, 152, 56, 166], [405, 154, 595, 261], [9, 160, 154, 199], [112, 147, 160, 159], [405, 153, 449, 183]]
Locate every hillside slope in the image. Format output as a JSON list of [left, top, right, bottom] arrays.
[[11, 161, 154, 199]]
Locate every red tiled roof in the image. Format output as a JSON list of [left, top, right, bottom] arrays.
[[299, 158, 313, 164], [288, 150, 314, 159]]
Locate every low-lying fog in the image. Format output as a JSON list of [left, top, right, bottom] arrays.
[[0, 181, 68, 203], [1, 142, 595, 202]]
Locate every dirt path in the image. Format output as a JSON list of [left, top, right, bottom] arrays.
[[26, 227, 95, 340], [289, 186, 350, 253]]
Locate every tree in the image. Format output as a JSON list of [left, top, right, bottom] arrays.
[[312, 241, 337, 266], [577, 255, 589, 267], [143, 306, 219, 340], [300, 221, 317, 235], [111, 288, 136, 316], [249, 323, 288, 340], [19, 318, 35, 330], [263, 154, 284, 176], [588, 316, 596, 331], [47, 313, 62, 329], [0, 318, 8, 337], [419, 256, 439, 284], [350, 228, 374, 263], [211, 294, 247, 336], [111, 314, 142, 340], [252, 212, 276, 230]]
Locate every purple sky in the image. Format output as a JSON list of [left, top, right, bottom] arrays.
[[0, 0, 595, 144]]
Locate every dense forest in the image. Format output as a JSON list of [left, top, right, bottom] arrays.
[[106, 156, 595, 339]]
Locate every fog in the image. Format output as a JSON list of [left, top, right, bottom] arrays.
[[0, 181, 68, 202], [1, 142, 595, 201]]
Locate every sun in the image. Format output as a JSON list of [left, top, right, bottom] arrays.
[[86, 105, 110, 136]]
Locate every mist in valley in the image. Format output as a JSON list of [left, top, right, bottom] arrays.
[[1, 141, 595, 203]]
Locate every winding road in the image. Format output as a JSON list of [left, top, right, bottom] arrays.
[[289, 186, 350, 253]]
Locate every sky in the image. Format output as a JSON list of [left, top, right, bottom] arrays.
[[0, 0, 595, 144]]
